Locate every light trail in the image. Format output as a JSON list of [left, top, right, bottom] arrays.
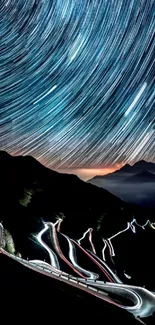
[[60, 232, 98, 280], [131, 219, 151, 230], [102, 240, 107, 261], [0, 222, 155, 319], [33, 85, 57, 105], [57, 218, 63, 232], [102, 218, 155, 261], [124, 82, 147, 116], [150, 223, 155, 230], [105, 222, 132, 258], [54, 220, 115, 282], [87, 250, 122, 284], [88, 228, 96, 254], [36, 223, 60, 270], [70, 237, 115, 283], [77, 228, 90, 244], [124, 272, 132, 280], [77, 227, 97, 254], [46, 222, 88, 278], [56, 219, 98, 279], [58, 216, 97, 255], [1, 1, 154, 170]]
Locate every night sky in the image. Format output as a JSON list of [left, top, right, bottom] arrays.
[[0, 0, 155, 180]]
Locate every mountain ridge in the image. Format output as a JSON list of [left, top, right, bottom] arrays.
[[124, 170, 155, 183], [0, 150, 137, 242], [88, 160, 155, 182], [87, 160, 155, 208]]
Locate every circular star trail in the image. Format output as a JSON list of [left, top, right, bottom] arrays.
[[0, 0, 155, 174]]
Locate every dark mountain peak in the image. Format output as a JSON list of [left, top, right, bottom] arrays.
[[125, 169, 155, 183], [132, 160, 155, 169], [0, 151, 13, 168], [88, 174, 105, 181], [133, 160, 147, 167], [87, 164, 132, 181], [131, 160, 155, 173], [121, 163, 131, 169], [0, 150, 122, 200], [0, 150, 12, 159], [118, 163, 131, 173], [0, 151, 38, 167], [88, 160, 155, 182], [138, 169, 153, 176], [119, 161, 153, 173]]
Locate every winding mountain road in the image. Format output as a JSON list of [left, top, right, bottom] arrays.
[[0, 221, 155, 320]]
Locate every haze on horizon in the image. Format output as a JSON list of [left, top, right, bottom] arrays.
[[5, 150, 155, 181], [55, 166, 120, 181], [39, 155, 155, 181], [54, 159, 155, 181]]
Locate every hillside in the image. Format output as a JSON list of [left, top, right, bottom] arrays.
[[0, 151, 155, 325], [87, 160, 155, 207], [125, 170, 155, 183], [1, 151, 155, 304], [0, 151, 136, 242], [0, 254, 142, 324]]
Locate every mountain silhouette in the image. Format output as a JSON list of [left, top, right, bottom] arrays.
[[87, 160, 155, 207], [124, 170, 155, 183], [118, 160, 155, 174], [89, 160, 155, 182], [0, 150, 139, 251]]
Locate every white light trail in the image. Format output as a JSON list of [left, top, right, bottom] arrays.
[[77, 228, 97, 254], [150, 223, 155, 230], [33, 85, 57, 104], [88, 250, 122, 284], [125, 82, 147, 116], [36, 223, 60, 269], [124, 272, 132, 280], [1, 219, 155, 319], [103, 218, 154, 261], [102, 240, 107, 261], [57, 219, 63, 232], [61, 233, 98, 280], [88, 228, 96, 254], [77, 228, 90, 244], [46, 221, 87, 278]]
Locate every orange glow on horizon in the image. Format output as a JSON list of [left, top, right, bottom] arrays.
[[58, 165, 123, 181], [10, 151, 123, 181]]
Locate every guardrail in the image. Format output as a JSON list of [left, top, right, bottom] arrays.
[[10, 254, 100, 292]]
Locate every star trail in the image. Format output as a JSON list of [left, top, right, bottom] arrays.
[[0, 0, 155, 179]]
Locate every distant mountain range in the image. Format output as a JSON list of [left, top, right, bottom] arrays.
[[90, 160, 155, 180], [1, 150, 152, 255], [1, 151, 155, 320], [87, 161, 155, 207], [125, 170, 155, 183], [0, 150, 135, 248]]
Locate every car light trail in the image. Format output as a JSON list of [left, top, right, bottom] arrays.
[[77, 228, 90, 244], [102, 219, 155, 261], [88, 228, 96, 254], [0, 221, 155, 319], [36, 223, 60, 270], [60, 232, 98, 280], [46, 222, 88, 278]]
